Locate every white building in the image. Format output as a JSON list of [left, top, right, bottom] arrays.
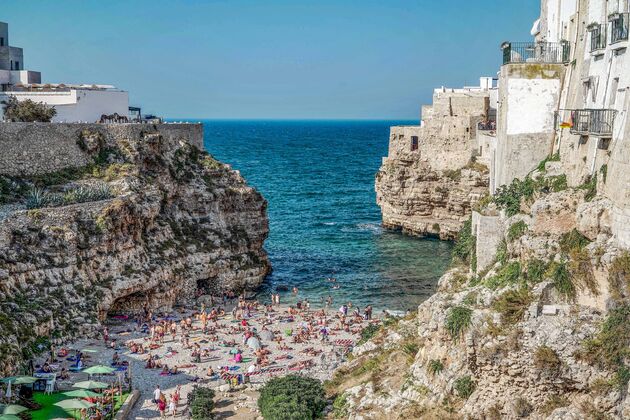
[[0, 22, 130, 122]]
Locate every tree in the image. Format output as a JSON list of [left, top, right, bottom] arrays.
[[188, 386, 215, 420], [258, 375, 326, 420], [2, 95, 57, 122]]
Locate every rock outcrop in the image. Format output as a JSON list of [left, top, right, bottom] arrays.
[[376, 159, 489, 240], [0, 125, 269, 374]]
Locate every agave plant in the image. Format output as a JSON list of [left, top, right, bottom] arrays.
[[25, 188, 50, 209]]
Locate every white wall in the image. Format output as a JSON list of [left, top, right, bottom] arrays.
[[506, 78, 560, 135], [2, 89, 129, 122]]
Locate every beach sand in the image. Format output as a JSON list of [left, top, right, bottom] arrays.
[[42, 299, 377, 419]]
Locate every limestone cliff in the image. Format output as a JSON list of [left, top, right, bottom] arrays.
[[0, 124, 270, 374], [331, 167, 630, 419], [376, 159, 489, 240], [375, 87, 494, 240]]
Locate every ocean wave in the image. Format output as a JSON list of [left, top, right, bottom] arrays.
[[340, 223, 383, 234]]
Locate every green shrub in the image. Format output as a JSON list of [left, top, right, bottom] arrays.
[[258, 375, 325, 420], [462, 291, 478, 306], [332, 393, 348, 419], [452, 218, 475, 266], [188, 386, 215, 420], [428, 359, 444, 376], [496, 240, 508, 265], [453, 376, 475, 399], [525, 259, 547, 284], [600, 164, 608, 183], [261, 395, 312, 420], [507, 220, 528, 242], [445, 306, 472, 340], [358, 324, 380, 345], [547, 262, 575, 301], [492, 288, 532, 326], [485, 261, 521, 290], [559, 228, 591, 253], [581, 305, 630, 368], [443, 169, 462, 181], [581, 174, 598, 201], [2, 95, 57, 122], [536, 152, 560, 172]]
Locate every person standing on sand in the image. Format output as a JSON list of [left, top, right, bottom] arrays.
[[168, 394, 176, 417], [153, 385, 161, 404], [158, 394, 167, 418]]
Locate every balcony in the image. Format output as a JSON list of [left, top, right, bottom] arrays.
[[501, 41, 571, 65], [588, 23, 607, 52], [477, 120, 496, 131], [568, 109, 617, 137], [610, 13, 629, 44]]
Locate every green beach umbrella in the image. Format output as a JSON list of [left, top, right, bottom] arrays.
[[1, 376, 37, 385], [83, 365, 116, 375], [54, 398, 95, 410], [73, 380, 109, 389], [63, 389, 102, 398], [0, 415, 21, 420], [2, 405, 28, 415]]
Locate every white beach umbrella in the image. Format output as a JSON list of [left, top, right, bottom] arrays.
[[246, 337, 261, 350]]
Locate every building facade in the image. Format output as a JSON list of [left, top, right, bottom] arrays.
[[0, 22, 130, 123]]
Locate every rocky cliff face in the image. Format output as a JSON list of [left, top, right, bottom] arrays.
[[0, 126, 269, 374], [333, 168, 630, 419], [376, 158, 489, 240]]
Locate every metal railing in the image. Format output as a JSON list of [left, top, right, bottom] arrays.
[[501, 42, 571, 65], [477, 121, 496, 131], [589, 24, 607, 51], [568, 109, 617, 137], [611, 13, 630, 44]]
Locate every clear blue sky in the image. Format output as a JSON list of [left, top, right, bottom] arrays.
[[4, 0, 540, 119]]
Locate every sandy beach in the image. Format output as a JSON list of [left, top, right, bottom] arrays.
[[39, 298, 378, 419]]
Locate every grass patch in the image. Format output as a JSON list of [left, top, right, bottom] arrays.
[[492, 288, 532, 326], [559, 228, 591, 254], [536, 152, 560, 172], [540, 395, 569, 416], [547, 261, 575, 301], [533, 345, 562, 374], [580, 305, 630, 369], [453, 376, 475, 399], [608, 251, 630, 301], [568, 248, 598, 295], [357, 324, 381, 345], [484, 261, 521, 290], [428, 359, 444, 376], [525, 259, 548, 284], [507, 220, 528, 242], [452, 217, 475, 268], [445, 306, 472, 340], [579, 174, 598, 201]]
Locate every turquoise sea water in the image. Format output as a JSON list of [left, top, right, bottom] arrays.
[[199, 120, 453, 312]]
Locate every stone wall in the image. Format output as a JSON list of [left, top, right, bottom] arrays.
[[492, 63, 564, 193], [0, 122, 203, 176], [472, 211, 504, 272]]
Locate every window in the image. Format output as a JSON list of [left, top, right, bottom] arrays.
[[611, 13, 629, 43], [14, 61, 19, 70], [0, 37, 4, 46], [610, 78, 619, 107], [411, 136, 419, 151], [598, 138, 611, 150]]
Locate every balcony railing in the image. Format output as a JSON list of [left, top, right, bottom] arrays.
[[568, 109, 617, 137], [610, 13, 630, 44], [477, 121, 496, 131], [501, 41, 571, 65], [589, 24, 607, 51]]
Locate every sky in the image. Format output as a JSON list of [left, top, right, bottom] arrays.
[[3, 0, 540, 119]]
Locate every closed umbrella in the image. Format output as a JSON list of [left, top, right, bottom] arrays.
[[73, 380, 109, 390], [83, 365, 115, 375], [246, 336, 261, 350], [63, 389, 102, 398], [1, 405, 28, 415], [4, 383, 10, 401], [260, 330, 274, 341]]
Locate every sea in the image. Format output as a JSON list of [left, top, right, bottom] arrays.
[[195, 120, 453, 312]]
